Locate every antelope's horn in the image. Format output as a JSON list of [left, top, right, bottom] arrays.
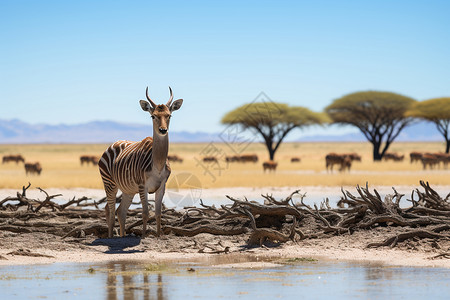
[[166, 86, 174, 107], [145, 86, 157, 108]]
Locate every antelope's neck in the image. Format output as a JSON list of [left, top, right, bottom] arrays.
[[152, 130, 169, 172]]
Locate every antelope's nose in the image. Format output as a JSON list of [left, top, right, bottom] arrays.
[[159, 127, 168, 135]]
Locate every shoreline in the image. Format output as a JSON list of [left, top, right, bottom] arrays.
[[1, 242, 448, 268]]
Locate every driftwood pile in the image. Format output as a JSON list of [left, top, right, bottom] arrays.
[[0, 181, 449, 254]]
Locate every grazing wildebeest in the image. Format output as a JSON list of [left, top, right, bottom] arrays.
[[225, 154, 258, 163], [98, 86, 183, 238], [225, 155, 240, 162], [262, 160, 278, 172], [344, 153, 362, 162], [423, 153, 450, 169], [203, 156, 218, 163], [25, 162, 42, 175], [2, 154, 25, 164], [433, 153, 450, 169], [439, 153, 450, 169], [167, 154, 183, 163], [239, 154, 258, 163], [383, 152, 405, 162], [421, 153, 440, 170], [290, 157, 301, 163], [325, 153, 352, 172], [80, 155, 99, 166], [339, 156, 352, 172], [80, 155, 91, 165], [409, 152, 423, 164]]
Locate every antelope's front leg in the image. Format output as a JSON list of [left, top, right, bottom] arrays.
[[139, 186, 149, 238], [154, 181, 167, 237]]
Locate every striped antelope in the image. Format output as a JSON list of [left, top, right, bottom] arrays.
[[98, 86, 183, 238]]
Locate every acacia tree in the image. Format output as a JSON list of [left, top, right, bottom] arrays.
[[222, 102, 327, 160], [325, 91, 416, 161], [407, 97, 450, 153]]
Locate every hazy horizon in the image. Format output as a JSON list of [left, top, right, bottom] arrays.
[[0, 117, 443, 144]]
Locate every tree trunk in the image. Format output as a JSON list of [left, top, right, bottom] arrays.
[[268, 147, 275, 161], [262, 136, 276, 161], [372, 141, 383, 161], [446, 138, 450, 154]]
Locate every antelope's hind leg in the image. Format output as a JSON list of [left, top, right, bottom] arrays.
[[117, 193, 134, 237], [105, 188, 118, 238], [106, 201, 116, 238]]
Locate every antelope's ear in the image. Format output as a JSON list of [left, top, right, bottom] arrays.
[[139, 100, 153, 112], [170, 99, 183, 112]]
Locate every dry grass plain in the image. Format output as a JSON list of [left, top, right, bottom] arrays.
[[0, 141, 449, 190]]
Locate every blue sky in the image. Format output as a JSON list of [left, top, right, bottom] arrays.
[[1, 0, 449, 136]]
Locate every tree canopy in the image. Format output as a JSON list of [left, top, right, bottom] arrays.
[[325, 91, 416, 160], [407, 97, 450, 153], [222, 102, 327, 160]]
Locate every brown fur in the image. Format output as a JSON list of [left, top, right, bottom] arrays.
[[25, 162, 42, 175], [80, 155, 99, 166], [421, 154, 440, 170], [410, 152, 423, 163], [383, 152, 405, 162], [225, 154, 258, 163], [325, 153, 352, 172], [290, 157, 301, 163], [262, 161, 278, 172], [2, 155, 25, 164], [167, 154, 183, 163], [203, 156, 218, 163]]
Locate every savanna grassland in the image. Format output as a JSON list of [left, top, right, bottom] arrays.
[[0, 141, 449, 190]]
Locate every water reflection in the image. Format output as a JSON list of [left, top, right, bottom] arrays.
[[105, 261, 166, 300], [0, 257, 449, 299], [364, 264, 394, 281]]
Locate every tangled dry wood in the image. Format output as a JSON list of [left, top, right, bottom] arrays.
[[0, 181, 449, 257]]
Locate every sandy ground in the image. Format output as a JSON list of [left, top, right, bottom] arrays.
[[1, 233, 448, 268], [1, 186, 449, 268]]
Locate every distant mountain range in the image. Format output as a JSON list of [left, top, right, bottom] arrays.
[[0, 119, 443, 144], [0, 119, 222, 144]]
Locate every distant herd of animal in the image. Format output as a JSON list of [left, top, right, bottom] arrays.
[[1, 155, 42, 175], [325, 151, 450, 172], [0, 154, 100, 175], [324, 151, 449, 172], [1, 151, 449, 176], [197, 151, 450, 172]]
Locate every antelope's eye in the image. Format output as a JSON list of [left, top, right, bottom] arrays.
[[168, 115, 172, 119], [151, 115, 155, 119]]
